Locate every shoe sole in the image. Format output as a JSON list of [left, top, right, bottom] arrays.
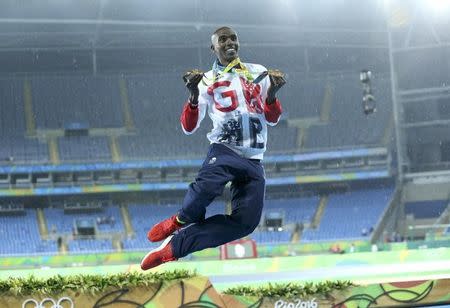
[[140, 235, 174, 269]]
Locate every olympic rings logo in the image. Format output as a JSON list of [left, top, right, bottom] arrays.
[[22, 297, 74, 308]]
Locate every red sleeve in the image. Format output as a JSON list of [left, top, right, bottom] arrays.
[[264, 98, 282, 123], [180, 101, 199, 132]]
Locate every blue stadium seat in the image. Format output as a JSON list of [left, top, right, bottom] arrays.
[[305, 76, 392, 150], [302, 188, 394, 241], [264, 196, 319, 224], [0, 209, 57, 255], [0, 137, 49, 164], [68, 239, 114, 253], [31, 75, 123, 129], [45, 205, 124, 234], [0, 79, 26, 136], [404, 200, 448, 219], [250, 230, 292, 244], [58, 136, 111, 162]]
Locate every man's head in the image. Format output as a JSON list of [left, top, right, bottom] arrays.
[[211, 26, 239, 66]]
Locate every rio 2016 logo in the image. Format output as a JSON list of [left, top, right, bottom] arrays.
[[275, 298, 318, 308], [22, 297, 74, 308]]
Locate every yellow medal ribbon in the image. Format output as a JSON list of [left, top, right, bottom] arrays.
[[202, 58, 254, 85]]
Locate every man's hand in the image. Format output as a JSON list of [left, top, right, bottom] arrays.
[[266, 69, 286, 104], [183, 69, 204, 105]]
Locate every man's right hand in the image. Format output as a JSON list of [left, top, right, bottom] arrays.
[[183, 69, 204, 105]]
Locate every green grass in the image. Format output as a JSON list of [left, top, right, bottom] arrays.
[[224, 280, 354, 299], [0, 270, 355, 300], [0, 270, 195, 296]]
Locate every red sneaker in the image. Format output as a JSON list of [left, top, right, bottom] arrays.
[[148, 215, 183, 242], [140, 235, 177, 270]]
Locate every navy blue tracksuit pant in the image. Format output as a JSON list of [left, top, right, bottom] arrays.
[[170, 143, 266, 259]]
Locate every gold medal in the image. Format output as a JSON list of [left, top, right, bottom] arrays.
[[183, 69, 205, 83], [186, 69, 204, 76], [267, 69, 285, 78]]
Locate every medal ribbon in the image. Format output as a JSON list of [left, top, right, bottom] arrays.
[[202, 58, 254, 85]]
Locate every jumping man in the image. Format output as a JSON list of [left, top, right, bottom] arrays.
[[141, 26, 286, 270]]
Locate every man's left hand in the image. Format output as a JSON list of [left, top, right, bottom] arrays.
[[267, 69, 286, 104]]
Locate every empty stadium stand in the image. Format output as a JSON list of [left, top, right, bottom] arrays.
[[276, 75, 324, 119], [58, 136, 111, 162], [0, 209, 57, 255], [31, 75, 124, 129], [251, 230, 292, 244], [0, 188, 400, 255], [67, 239, 114, 253], [304, 77, 392, 150], [0, 137, 49, 165], [405, 200, 448, 219], [44, 205, 124, 234], [0, 72, 391, 164], [302, 188, 394, 241], [264, 196, 319, 225], [0, 78, 26, 136]]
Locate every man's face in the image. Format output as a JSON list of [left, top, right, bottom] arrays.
[[211, 28, 239, 65]]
